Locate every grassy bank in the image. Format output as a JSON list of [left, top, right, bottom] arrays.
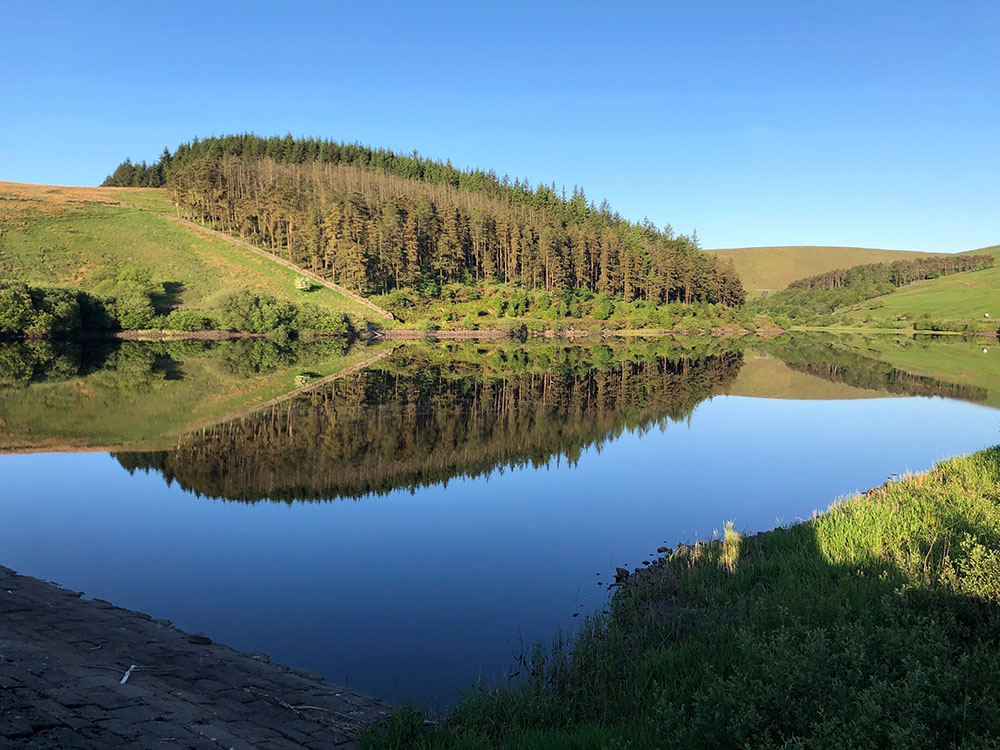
[[364, 446, 1000, 748]]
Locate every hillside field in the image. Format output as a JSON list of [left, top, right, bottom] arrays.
[[0, 182, 376, 321], [840, 246, 1000, 327], [705, 245, 934, 292]]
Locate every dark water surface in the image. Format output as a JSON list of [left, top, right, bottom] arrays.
[[0, 335, 997, 705]]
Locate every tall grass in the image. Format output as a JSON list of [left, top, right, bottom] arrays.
[[363, 447, 1000, 748]]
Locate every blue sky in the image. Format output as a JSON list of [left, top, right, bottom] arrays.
[[2, 1, 997, 251]]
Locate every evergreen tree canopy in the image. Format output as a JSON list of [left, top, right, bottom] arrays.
[[103, 134, 744, 305]]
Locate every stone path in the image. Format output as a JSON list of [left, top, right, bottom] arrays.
[[0, 565, 390, 748]]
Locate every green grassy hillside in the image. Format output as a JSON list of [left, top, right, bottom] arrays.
[[0, 182, 376, 321], [705, 245, 934, 292], [840, 246, 1000, 328]]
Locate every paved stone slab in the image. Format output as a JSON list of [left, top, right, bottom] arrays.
[[0, 565, 390, 748]]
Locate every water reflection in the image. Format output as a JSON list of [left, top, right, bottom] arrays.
[[114, 344, 743, 502], [0, 334, 997, 705]]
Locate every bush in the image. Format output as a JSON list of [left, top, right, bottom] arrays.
[[509, 291, 529, 317], [294, 304, 355, 335], [490, 295, 508, 317], [113, 290, 157, 329], [592, 298, 615, 320], [222, 290, 297, 334], [163, 310, 216, 331], [0, 283, 36, 333]]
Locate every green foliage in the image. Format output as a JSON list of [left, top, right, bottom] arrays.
[[293, 303, 356, 335], [162, 310, 217, 331], [591, 297, 614, 320], [113, 289, 156, 329], [509, 291, 529, 317], [116, 134, 744, 305], [0, 185, 378, 325], [0, 282, 84, 335], [0, 283, 37, 333], [221, 290, 298, 334]]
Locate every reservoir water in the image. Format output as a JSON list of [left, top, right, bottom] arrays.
[[0, 334, 997, 706]]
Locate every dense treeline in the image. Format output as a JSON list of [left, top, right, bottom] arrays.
[[787, 254, 993, 291], [103, 134, 745, 306], [114, 344, 743, 502], [758, 254, 995, 322]]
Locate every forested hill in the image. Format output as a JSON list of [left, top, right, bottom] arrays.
[[102, 135, 745, 306]]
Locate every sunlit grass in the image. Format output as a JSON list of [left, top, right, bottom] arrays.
[[0, 181, 375, 320]]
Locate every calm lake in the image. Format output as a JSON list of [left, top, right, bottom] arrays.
[[0, 334, 997, 706]]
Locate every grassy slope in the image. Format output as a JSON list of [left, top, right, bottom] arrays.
[[365, 446, 1000, 748], [840, 246, 1000, 326], [0, 182, 375, 320], [705, 245, 934, 292], [0, 341, 389, 452]]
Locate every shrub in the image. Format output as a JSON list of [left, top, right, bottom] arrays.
[[509, 291, 529, 317], [592, 298, 615, 320], [222, 290, 297, 334], [163, 310, 216, 331], [0, 282, 36, 333], [294, 304, 355, 335], [113, 289, 157, 329], [490, 295, 508, 317]]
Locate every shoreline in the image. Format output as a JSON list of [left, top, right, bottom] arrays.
[[0, 564, 389, 748], [1, 325, 995, 343]]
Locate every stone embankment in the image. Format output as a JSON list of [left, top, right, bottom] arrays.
[[0, 565, 390, 748]]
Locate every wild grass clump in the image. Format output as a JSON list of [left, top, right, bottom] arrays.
[[362, 446, 1000, 748]]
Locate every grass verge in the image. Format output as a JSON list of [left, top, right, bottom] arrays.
[[363, 446, 1000, 748]]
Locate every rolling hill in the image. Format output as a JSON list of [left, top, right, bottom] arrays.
[[704, 245, 935, 293], [0, 181, 381, 322]]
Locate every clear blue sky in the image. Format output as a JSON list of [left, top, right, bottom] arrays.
[[2, 1, 997, 251]]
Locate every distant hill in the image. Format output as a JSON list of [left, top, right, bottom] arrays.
[[704, 245, 935, 293]]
